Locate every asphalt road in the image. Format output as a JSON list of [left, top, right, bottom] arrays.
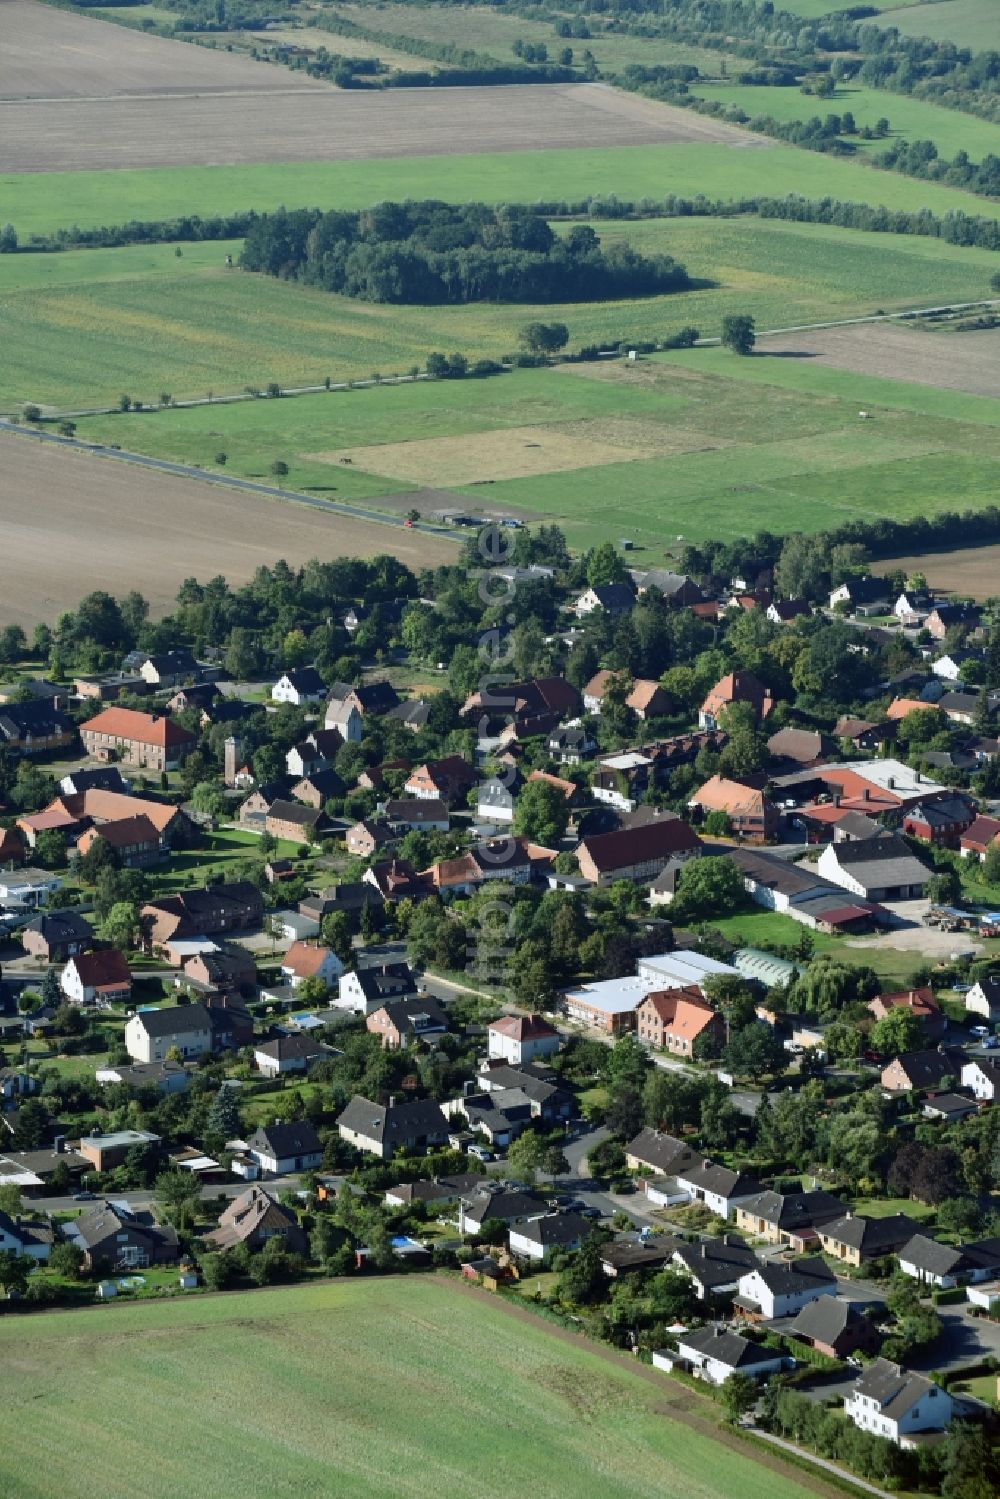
[[0, 419, 460, 544], [30, 1175, 303, 1215]]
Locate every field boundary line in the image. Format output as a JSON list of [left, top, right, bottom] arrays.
[[0, 418, 463, 543]]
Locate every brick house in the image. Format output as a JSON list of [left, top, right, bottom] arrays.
[[264, 800, 325, 844], [76, 813, 164, 868], [140, 882, 264, 949], [698, 670, 774, 730], [634, 987, 723, 1056], [867, 987, 945, 1041], [960, 815, 1000, 860], [818, 1212, 922, 1267], [204, 1186, 307, 1254], [576, 816, 701, 885], [79, 707, 195, 770], [366, 995, 449, 1049], [72, 1201, 178, 1273], [0, 700, 75, 756], [22, 909, 92, 962], [345, 819, 398, 858], [789, 1298, 882, 1361], [880, 1046, 965, 1094], [901, 795, 977, 849], [690, 775, 779, 842]]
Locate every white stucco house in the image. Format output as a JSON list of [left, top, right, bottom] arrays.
[[961, 1058, 1000, 1102], [736, 1259, 836, 1319], [487, 1013, 561, 1065], [272, 668, 326, 706], [675, 1326, 787, 1387], [844, 1360, 953, 1446]]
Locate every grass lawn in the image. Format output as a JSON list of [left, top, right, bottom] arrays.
[[0, 1276, 826, 1499], [3, 132, 995, 243], [516, 1270, 561, 1297], [700, 909, 929, 987], [691, 82, 1000, 161], [142, 828, 304, 898], [951, 1370, 999, 1407], [6, 214, 998, 412], [852, 1197, 936, 1223]]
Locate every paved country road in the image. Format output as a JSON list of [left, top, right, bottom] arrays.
[[0, 418, 460, 544], [2, 293, 996, 534]]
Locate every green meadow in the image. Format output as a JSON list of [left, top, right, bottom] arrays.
[[66, 343, 1000, 552], [3, 134, 996, 242], [883, 0, 1000, 47], [779, 0, 913, 14], [326, 2, 741, 77], [4, 216, 998, 410], [693, 80, 1000, 161], [0, 1277, 821, 1499]]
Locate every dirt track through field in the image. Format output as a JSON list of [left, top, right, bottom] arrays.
[[0, 432, 452, 628], [756, 322, 1000, 400], [0, 0, 327, 99]]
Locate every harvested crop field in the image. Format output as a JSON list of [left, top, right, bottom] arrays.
[[876, 544, 1000, 601], [0, 0, 323, 99], [755, 322, 1000, 400], [0, 432, 452, 628], [1, 74, 768, 172], [308, 422, 679, 486]]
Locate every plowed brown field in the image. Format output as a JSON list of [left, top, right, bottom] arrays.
[[0, 432, 452, 627], [0, 0, 325, 99], [0, 0, 766, 171]]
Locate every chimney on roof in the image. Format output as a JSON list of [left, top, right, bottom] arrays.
[[863, 788, 870, 801], [887, 776, 895, 790], [832, 793, 841, 809]]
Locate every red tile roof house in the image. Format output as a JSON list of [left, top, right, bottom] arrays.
[[404, 756, 477, 803], [76, 813, 164, 869], [961, 815, 1000, 861], [79, 707, 195, 771], [576, 816, 701, 885], [60, 949, 132, 1007], [280, 941, 343, 991], [867, 987, 946, 1041], [583, 671, 670, 720], [634, 988, 724, 1056], [690, 775, 780, 843], [698, 670, 774, 731], [487, 1013, 561, 1066]]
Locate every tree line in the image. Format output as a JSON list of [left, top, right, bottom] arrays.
[[5, 186, 999, 262], [681, 504, 1000, 606], [238, 200, 691, 306]]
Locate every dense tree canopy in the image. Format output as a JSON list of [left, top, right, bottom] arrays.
[[240, 201, 691, 305]]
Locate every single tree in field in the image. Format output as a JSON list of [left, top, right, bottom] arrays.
[[721, 314, 755, 356], [519, 321, 569, 356]]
